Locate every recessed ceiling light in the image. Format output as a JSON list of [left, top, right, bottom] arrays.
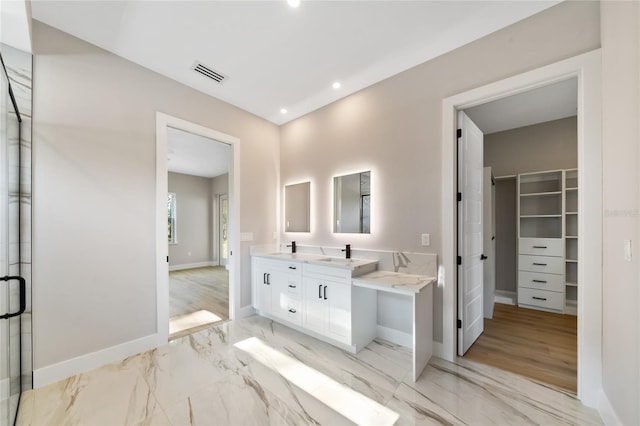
[[287, 0, 300, 8], [280, 108, 288, 114], [332, 82, 341, 89]]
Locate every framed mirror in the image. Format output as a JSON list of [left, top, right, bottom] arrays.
[[284, 182, 310, 232], [334, 171, 370, 233]]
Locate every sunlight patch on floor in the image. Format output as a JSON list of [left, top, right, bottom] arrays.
[[234, 337, 399, 426], [169, 309, 223, 337]]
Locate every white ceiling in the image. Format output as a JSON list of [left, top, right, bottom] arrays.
[[30, 0, 561, 125], [464, 78, 577, 134], [167, 127, 230, 178], [1, 0, 32, 52]]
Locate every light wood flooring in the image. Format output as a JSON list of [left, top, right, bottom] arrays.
[[464, 302, 577, 393], [169, 266, 229, 336]]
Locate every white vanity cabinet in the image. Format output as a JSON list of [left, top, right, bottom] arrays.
[[251, 254, 378, 353], [252, 257, 303, 325], [302, 264, 352, 345]]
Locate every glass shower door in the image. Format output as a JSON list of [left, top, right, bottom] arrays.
[[0, 53, 24, 426]]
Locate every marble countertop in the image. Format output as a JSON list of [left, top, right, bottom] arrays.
[[352, 270, 436, 296], [252, 252, 378, 271]]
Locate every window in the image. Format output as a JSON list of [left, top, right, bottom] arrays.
[[168, 193, 176, 244]]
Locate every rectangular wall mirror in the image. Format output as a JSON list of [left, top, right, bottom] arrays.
[[334, 171, 370, 233], [284, 182, 310, 232]]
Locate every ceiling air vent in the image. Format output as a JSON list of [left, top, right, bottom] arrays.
[[192, 62, 227, 84]]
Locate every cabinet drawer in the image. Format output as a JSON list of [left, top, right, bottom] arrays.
[[518, 287, 564, 311], [518, 271, 564, 292], [270, 261, 302, 274], [286, 277, 301, 295], [519, 238, 564, 257], [518, 255, 564, 274], [273, 293, 301, 325], [285, 298, 302, 325]]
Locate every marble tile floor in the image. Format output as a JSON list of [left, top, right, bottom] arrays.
[[16, 315, 602, 425]]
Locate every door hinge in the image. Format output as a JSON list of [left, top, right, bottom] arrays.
[[457, 319, 462, 329], [457, 129, 462, 138], [457, 192, 462, 202], [457, 256, 462, 266]]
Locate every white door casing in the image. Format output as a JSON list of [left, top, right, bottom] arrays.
[[457, 111, 485, 356], [156, 112, 242, 343], [441, 50, 602, 406], [483, 167, 496, 319]]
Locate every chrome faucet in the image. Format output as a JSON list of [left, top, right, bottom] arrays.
[[342, 244, 351, 259], [287, 241, 297, 254]]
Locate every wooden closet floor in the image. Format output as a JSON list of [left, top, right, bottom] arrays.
[[463, 303, 577, 393], [170, 266, 229, 320]]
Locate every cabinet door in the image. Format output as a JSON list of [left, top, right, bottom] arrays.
[[252, 260, 273, 313], [303, 276, 328, 335], [326, 281, 351, 343]]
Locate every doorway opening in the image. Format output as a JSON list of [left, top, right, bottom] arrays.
[[457, 80, 579, 392], [166, 127, 231, 339], [156, 113, 241, 343], [441, 50, 603, 405]]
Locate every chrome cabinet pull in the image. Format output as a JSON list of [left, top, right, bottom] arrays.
[[288, 308, 296, 314], [288, 284, 296, 288], [318, 284, 322, 299], [323, 285, 328, 300]]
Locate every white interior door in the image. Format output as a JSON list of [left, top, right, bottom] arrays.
[[457, 111, 484, 356]]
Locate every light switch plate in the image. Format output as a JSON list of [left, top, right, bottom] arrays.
[[421, 233, 430, 246]]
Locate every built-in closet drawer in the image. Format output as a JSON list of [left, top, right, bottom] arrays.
[[518, 271, 564, 292], [518, 255, 564, 275], [519, 238, 564, 257], [517, 287, 564, 311]]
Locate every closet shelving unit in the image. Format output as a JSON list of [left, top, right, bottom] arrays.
[[564, 169, 578, 315], [517, 170, 571, 314]]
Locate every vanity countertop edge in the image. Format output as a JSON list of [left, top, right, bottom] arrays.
[[352, 271, 436, 296], [251, 252, 378, 272]]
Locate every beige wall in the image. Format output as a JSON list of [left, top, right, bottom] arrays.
[[494, 178, 517, 293], [168, 172, 212, 266], [280, 1, 599, 342], [601, 1, 640, 424], [484, 116, 577, 177], [31, 21, 279, 369], [280, 1, 598, 254]]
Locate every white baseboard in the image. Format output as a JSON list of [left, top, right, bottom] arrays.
[[169, 261, 215, 271], [0, 377, 8, 400], [376, 325, 413, 349], [33, 332, 164, 389], [494, 290, 517, 305], [598, 389, 623, 426], [236, 305, 255, 319]]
